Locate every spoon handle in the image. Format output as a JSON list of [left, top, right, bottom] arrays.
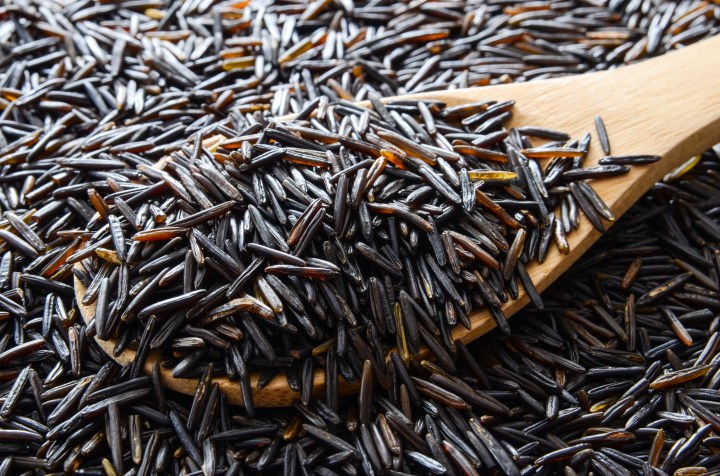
[[443, 34, 720, 346]]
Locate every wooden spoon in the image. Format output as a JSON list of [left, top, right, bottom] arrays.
[[75, 34, 720, 407]]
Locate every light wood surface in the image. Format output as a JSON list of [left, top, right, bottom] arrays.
[[76, 35, 720, 406]]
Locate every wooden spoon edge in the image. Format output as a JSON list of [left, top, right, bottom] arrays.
[[74, 270, 361, 407]]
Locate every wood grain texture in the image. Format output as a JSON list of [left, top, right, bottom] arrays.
[[76, 35, 720, 406]]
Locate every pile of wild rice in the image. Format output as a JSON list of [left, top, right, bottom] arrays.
[[76, 95, 658, 409], [0, 0, 719, 475]]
